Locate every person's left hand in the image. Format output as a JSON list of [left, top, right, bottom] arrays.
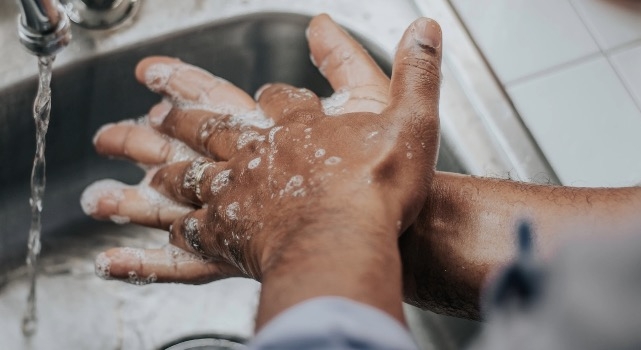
[[83, 14, 442, 285]]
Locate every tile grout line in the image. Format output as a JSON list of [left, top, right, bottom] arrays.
[[504, 0, 602, 88], [568, 0, 641, 116], [567, 0, 604, 50], [607, 37, 641, 56], [608, 56, 641, 114], [505, 52, 602, 88]]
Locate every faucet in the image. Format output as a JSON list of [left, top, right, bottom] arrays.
[[61, 0, 140, 30], [17, 0, 72, 56], [16, 0, 141, 57]]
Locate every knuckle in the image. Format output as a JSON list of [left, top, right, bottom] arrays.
[[149, 167, 168, 187], [181, 215, 207, 255], [260, 84, 289, 102], [201, 114, 233, 154], [210, 168, 233, 195], [401, 55, 441, 83], [158, 109, 180, 134], [159, 141, 172, 163], [325, 43, 354, 71], [235, 130, 267, 152]]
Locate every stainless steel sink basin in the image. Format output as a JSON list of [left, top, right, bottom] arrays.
[[0, 1, 556, 349]]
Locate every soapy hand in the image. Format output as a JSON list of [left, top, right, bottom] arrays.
[[83, 14, 443, 284]]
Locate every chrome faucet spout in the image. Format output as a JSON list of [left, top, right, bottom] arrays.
[[16, 0, 71, 57]]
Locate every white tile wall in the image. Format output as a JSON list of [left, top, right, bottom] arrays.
[[611, 44, 641, 109], [450, 0, 600, 83], [509, 57, 641, 187], [450, 0, 641, 187], [570, 0, 641, 51]]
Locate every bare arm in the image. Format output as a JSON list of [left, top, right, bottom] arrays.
[[295, 17, 641, 320], [401, 172, 641, 319]]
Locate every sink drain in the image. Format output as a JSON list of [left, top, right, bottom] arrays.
[[162, 335, 246, 350]]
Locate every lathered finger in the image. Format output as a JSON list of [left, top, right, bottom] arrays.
[[95, 245, 242, 285], [150, 158, 231, 205], [307, 14, 389, 113], [80, 179, 192, 229], [168, 209, 211, 257], [257, 83, 322, 122], [155, 106, 270, 161], [93, 117, 199, 166], [135, 56, 255, 112]]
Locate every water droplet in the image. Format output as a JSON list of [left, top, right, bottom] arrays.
[[321, 89, 350, 116], [325, 156, 342, 165]]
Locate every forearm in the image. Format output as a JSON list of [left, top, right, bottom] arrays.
[[256, 218, 405, 330], [401, 172, 641, 319]]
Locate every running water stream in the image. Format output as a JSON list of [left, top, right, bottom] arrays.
[[22, 55, 55, 336]]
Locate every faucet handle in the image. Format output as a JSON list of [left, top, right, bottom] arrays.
[[61, 0, 140, 30]]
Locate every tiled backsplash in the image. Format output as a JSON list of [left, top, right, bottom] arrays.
[[450, 0, 641, 187]]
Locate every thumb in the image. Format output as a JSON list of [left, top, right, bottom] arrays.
[[386, 18, 442, 121]]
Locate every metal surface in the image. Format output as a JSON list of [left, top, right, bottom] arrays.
[[0, 0, 557, 348], [61, 0, 141, 30], [17, 0, 61, 33], [163, 336, 246, 350], [413, 0, 558, 182], [16, 0, 71, 56]]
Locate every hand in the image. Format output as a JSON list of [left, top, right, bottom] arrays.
[[84, 15, 443, 288]]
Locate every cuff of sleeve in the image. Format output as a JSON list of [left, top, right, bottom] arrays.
[[250, 296, 418, 350]]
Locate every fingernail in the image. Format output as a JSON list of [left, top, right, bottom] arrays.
[[254, 84, 272, 101], [309, 52, 318, 67], [149, 99, 171, 125], [80, 179, 126, 215], [145, 63, 174, 91], [92, 123, 115, 146], [412, 18, 441, 49]]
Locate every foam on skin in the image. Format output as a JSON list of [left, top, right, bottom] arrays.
[[144, 63, 174, 92], [80, 179, 126, 215], [226, 202, 240, 220], [237, 130, 266, 150], [126, 271, 157, 286], [248, 157, 262, 169], [211, 169, 232, 194], [183, 157, 212, 200], [109, 215, 130, 225], [183, 217, 204, 254], [321, 89, 350, 116], [94, 252, 112, 280], [324, 156, 342, 165]]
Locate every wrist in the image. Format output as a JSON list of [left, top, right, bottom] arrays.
[[256, 221, 405, 329], [260, 213, 398, 277]]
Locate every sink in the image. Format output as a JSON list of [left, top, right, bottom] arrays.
[[0, 12, 472, 350], [0, 1, 555, 348]]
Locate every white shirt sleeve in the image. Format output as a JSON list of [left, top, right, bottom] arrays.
[[249, 297, 419, 350]]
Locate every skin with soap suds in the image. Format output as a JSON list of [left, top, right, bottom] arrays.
[[85, 14, 443, 328]]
